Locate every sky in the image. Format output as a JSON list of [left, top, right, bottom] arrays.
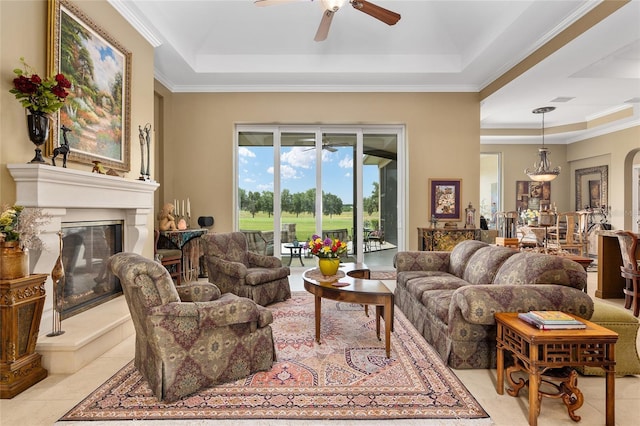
[[239, 146, 379, 204]]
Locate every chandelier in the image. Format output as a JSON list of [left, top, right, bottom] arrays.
[[525, 106, 560, 182]]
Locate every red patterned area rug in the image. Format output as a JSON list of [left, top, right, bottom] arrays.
[[59, 292, 488, 422]]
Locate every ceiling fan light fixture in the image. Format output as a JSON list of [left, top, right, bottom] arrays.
[[525, 106, 560, 182], [320, 0, 346, 11]]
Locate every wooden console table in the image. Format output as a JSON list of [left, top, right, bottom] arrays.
[[418, 227, 481, 251], [1, 274, 48, 398], [495, 312, 617, 426]]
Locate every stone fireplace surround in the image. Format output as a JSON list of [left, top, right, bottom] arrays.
[[7, 164, 158, 373]]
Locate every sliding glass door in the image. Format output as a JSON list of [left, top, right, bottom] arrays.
[[237, 125, 403, 265]]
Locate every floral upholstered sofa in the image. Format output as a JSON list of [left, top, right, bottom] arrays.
[[394, 240, 593, 369]]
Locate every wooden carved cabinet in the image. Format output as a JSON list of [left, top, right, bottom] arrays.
[[1, 274, 48, 398], [418, 228, 481, 251]]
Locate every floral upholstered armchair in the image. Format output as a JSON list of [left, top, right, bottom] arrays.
[[201, 232, 291, 306], [108, 252, 275, 402]]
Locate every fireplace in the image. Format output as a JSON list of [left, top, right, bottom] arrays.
[[7, 164, 159, 335], [59, 220, 124, 319]]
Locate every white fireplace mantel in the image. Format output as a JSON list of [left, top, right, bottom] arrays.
[[8, 163, 159, 255], [7, 163, 159, 373]]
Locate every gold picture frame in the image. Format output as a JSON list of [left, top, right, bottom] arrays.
[[47, 0, 131, 172]]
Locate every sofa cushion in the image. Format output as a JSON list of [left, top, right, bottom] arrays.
[[449, 240, 490, 278], [462, 245, 518, 285], [492, 251, 586, 290], [421, 288, 457, 324], [394, 251, 450, 273], [401, 272, 468, 302]]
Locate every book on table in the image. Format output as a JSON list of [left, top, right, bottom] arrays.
[[527, 310, 580, 323], [518, 312, 586, 330]]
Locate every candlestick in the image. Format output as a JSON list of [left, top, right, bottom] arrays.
[[187, 198, 191, 217], [175, 199, 179, 216], [182, 200, 185, 218]]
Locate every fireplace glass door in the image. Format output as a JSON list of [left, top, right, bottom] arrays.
[[59, 220, 123, 319]]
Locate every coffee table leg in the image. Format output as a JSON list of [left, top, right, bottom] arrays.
[[314, 295, 321, 344], [375, 306, 382, 340], [384, 297, 392, 358]]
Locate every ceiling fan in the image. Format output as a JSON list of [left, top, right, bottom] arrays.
[[300, 137, 342, 152], [255, 0, 401, 41]]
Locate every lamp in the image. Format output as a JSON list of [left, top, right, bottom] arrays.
[[320, 0, 347, 10], [525, 106, 560, 182]]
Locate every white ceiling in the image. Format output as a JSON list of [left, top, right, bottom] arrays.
[[111, 0, 640, 144]]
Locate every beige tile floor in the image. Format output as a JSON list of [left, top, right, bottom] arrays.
[[1, 267, 638, 425]]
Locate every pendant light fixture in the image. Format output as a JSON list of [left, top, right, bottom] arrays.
[[525, 106, 560, 182]]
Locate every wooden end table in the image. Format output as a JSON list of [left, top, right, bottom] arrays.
[[302, 263, 394, 358], [495, 312, 618, 426]]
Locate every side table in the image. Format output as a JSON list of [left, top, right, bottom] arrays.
[[283, 244, 304, 266], [495, 312, 618, 426], [1, 274, 48, 398]]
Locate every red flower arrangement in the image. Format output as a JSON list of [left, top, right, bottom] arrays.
[[9, 57, 71, 115], [304, 234, 348, 259]]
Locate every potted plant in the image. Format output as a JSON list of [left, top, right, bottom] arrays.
[[0, 205, 49, 280], [304, 234, 347, 276], [9, 58, 71, 163]]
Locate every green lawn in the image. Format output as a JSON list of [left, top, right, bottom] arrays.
[[239, 211, 377, 241]]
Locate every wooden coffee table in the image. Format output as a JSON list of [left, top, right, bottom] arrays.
[[495, 312, 618, 426], [302, 263, 394, 358]]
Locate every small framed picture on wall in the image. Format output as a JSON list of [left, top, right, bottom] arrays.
[[430, 179, 462, 221]]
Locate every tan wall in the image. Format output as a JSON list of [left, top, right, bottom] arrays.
[[0, 0, 156, 256], [155, 91, 480, 250]]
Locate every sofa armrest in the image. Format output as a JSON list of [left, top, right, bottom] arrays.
[[195, 293, 261, 328], [148, 293, 261, 328], [451, 284, 594, 325], [394, 251, 450, 272], [206, 256, 248, 278], [177, 282, 221, 302], [247, 251, 283, 268]]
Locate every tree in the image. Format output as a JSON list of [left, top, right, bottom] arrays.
[[281, 189, 293, 214], [260, 191, 273, 217], [246, 191, 261, 218], [238, 188, 247, 210], [304, 189, 316, 216], [323, 192, 343, 218], [291, 192, 306, 217], [364, 182, 380, 215]]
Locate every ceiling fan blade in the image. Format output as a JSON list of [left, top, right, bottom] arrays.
[[350, 0, 401, 25], [314, 9, 335, 41], [325, 145, 338, 152]]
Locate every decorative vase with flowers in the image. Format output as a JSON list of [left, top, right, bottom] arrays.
[[0, 205, 49, 280], [9, 57, 71, 163], [521, 209, 540, 226], [304, 234, 348, 276]]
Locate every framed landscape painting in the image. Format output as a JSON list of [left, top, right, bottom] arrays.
[[430, 179, 462, 221], [47, 0, 131, 172]]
